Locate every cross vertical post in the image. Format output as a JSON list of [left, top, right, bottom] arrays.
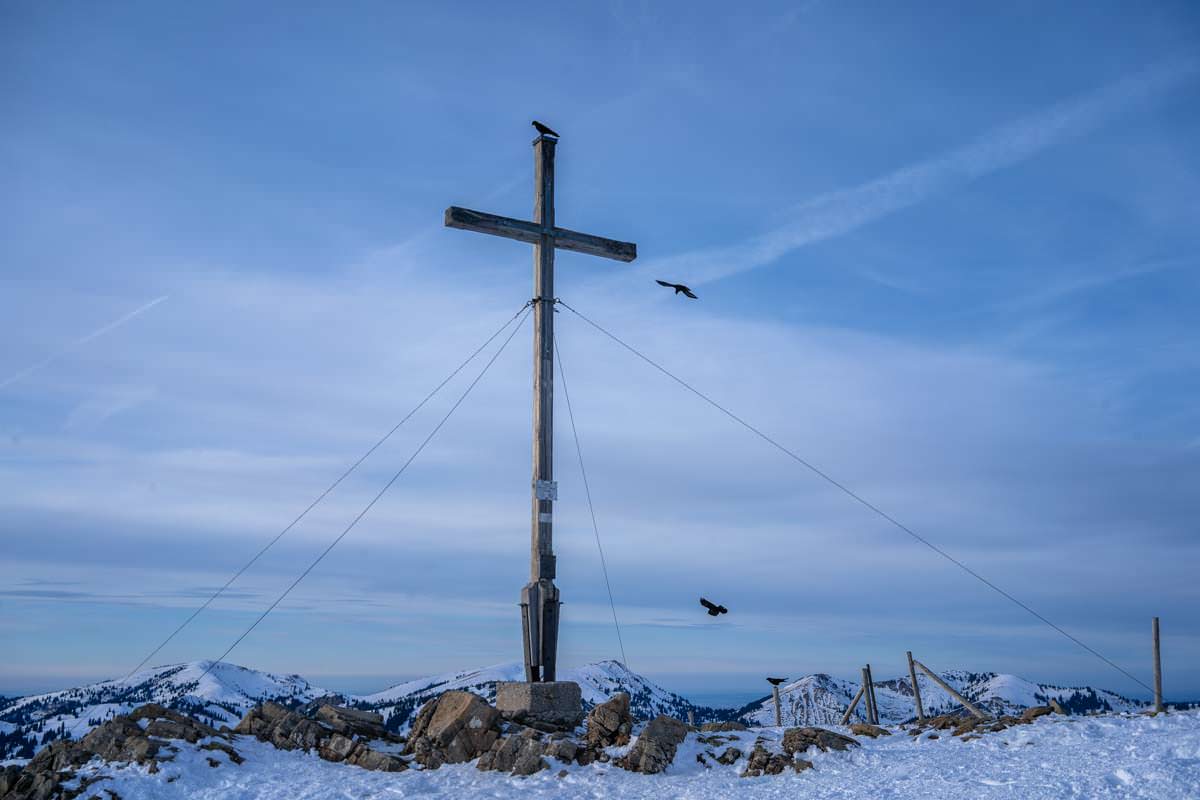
[[524, 134, 560, 682], [443, 129, 636, 683]]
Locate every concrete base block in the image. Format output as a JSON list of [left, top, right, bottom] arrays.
[[495, 681, 583, 732]]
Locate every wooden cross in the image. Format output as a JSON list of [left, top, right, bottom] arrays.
[[444, 131, 636, 682]]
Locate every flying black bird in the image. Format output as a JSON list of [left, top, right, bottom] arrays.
[[766, 677, 788, 686], [656, 279, 698, 299], [699, 597, 728, 617], [532, 120, 560, 138]]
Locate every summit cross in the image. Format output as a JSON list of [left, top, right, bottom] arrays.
[[444, 129, 637, 682]]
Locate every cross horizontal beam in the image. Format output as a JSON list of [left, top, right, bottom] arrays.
[[445, 206, 637, 263]]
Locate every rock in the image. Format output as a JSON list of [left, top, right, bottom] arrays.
[[496, 681, 584, 732], [315, 705, 389, 740], [700, 720, 747, 732], [1049, 699, 1068, 716], [952, 718, 982, 737], [927, 733, 939, 739], [781, 727, 859, 755], [849, 723, 890, 738], [585, 692, 633, 749], [620, 715, 688, 774], [199, 741, 244, 765], [740, 742, 792, 777], [404, 691, 502, 765], [1021, 706, 1053, 723], [319, 733, 360, 762], [0, 765, 22, 796], [348, 748, 409, 772], [477, 728, 547, 776], [543, 738, 578, 764], [717, 746, 742, 765]]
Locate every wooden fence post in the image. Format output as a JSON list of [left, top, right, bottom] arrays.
[[866, 664, 880, 725], [912, 658, 987, 720], [688, 710, 695, 727], [841, 686, 865, 725], [906, 650, 924, 723], [1153, 617, 1165, 713], [860, 666, 875, 725]]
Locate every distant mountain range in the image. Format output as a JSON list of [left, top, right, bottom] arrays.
[[0, 659, 1149, 761], [738, 670, 1145, 727]]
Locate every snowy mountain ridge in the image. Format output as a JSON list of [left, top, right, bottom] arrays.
[[741, 668, 1144, 727], [0, 659, 1145, 761]]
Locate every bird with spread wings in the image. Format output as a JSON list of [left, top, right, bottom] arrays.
[[699, 597, 728, 616], [657, 279, 698, 299]]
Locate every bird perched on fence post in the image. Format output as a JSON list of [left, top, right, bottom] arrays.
[[532, 120, 560, 138], [657, 279, 698, 299]]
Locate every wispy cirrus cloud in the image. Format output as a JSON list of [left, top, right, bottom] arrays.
[[640, 56, 1199, 285], [0, 295, 169, 391]]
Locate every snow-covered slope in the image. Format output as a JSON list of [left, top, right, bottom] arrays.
[[56, 708, 1200, 799], [742, 669, 1145, 727]]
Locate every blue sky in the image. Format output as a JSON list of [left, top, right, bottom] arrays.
[[2, 1, 1198, 701]]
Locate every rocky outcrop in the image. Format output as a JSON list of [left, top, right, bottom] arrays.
[[781, 726, 860, 755], [584, 692, 633, 749], [235, 701, 407, 772], [2, 704, 236, 800], [403, 691, 502, 767], [620, 715, 688, 774]]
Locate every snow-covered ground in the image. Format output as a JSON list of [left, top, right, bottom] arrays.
[[61, 710, 1200, 800]]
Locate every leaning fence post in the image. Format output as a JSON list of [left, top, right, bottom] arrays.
[[912, 658, 987, 720], [1153, 617, 1165, 713], [841, 686, 865, 725], [907, 650, 924, 723]]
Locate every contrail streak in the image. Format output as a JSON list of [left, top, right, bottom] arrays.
[[639, 55, 1199, 285], [0, 295, 169, 390]]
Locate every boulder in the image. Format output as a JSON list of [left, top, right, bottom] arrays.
[[585, 692, 634, 749], [1048, 699, 1068, 716], [1021, 706, 1053, 723], [700, 720, 747, 732], [781, 727, 859, 755], [496, 681, 584, 732], [717, 746, 742, 765], [404, 691, 502, 765], [849, 723, 890, 738], [315, 704, 388, 740], [477, 727, 548, 776], [620, 715, 689, 774]]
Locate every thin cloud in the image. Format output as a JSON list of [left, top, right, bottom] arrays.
[[641, 56, 1199, 285], [0, 295, 169, 390]]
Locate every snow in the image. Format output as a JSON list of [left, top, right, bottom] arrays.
[[59, 710, 1200, 799]]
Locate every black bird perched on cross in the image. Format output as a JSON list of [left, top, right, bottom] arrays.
[[532, 120, 560, 138], [657, 279, 698, 299], [700, 597, 728, 616]]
